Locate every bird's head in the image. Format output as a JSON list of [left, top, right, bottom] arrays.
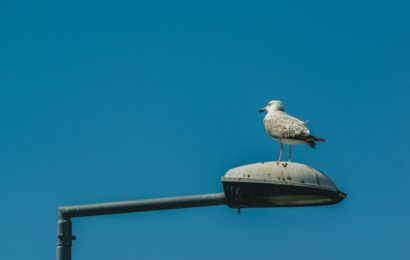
[[259, 100, 284, 113]]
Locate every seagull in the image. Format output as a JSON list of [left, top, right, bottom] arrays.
[[259, 100, 325, 162]]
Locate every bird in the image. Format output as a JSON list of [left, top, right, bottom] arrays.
[[259, 100, 325, 162]]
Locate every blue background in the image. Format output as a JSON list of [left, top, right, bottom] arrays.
[[1, 1, 409, 259]]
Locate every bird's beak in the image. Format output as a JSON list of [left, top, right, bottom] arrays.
[[259, 108, 267, 113]]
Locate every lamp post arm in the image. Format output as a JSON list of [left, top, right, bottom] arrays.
[[59, 192, 226, 219], [56, 193, 226, 260]]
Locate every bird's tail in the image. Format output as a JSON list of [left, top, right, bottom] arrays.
[[313, 136, 326, 142], [307, 135, 326, 148]]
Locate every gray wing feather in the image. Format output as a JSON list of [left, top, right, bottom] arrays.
[[264, 112, 310, 139]]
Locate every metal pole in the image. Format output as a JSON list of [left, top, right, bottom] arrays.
[[56, 193, 226, 260], [56, 213, 75, 260]]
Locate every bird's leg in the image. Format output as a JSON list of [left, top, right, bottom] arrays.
[[288, 145, 292, 162], [278, 143, 283, 162]]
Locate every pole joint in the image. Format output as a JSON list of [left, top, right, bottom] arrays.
[[56, 212, 75, 260]]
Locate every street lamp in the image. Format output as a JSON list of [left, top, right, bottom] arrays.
[[222, 162, 346, 208], [56, 162, 346, 260]]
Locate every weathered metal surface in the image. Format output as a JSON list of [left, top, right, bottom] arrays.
[[57, 193, 226, 260], [59, 193, 226, 219], [56, 163, 346, 260], [56, 217, 75, 260], [221, 161, 346, 208]]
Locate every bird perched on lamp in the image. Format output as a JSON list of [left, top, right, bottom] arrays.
[[259, 100, 325, 162]]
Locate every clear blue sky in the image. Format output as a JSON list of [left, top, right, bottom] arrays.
[[1, 1, 409, 259]]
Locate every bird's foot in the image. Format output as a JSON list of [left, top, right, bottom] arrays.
[[276, 161, 288, 167]]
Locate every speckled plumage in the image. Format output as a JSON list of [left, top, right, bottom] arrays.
[[259, 100, 325, 154], [259, 100, 325, 158], [263, 111, 310, 144]]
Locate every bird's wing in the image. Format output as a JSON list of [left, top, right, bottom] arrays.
[[266, 112, 310, 139]]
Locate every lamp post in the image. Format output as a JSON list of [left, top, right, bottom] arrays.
[[56, 162, 346, 260]]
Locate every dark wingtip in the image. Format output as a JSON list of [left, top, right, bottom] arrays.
[[310, 135, 326, 142], [308, 141, 316, 149]]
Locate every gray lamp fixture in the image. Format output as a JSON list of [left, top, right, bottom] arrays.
[[222, 162, 346, 208], [56, 162, 346, 260]]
